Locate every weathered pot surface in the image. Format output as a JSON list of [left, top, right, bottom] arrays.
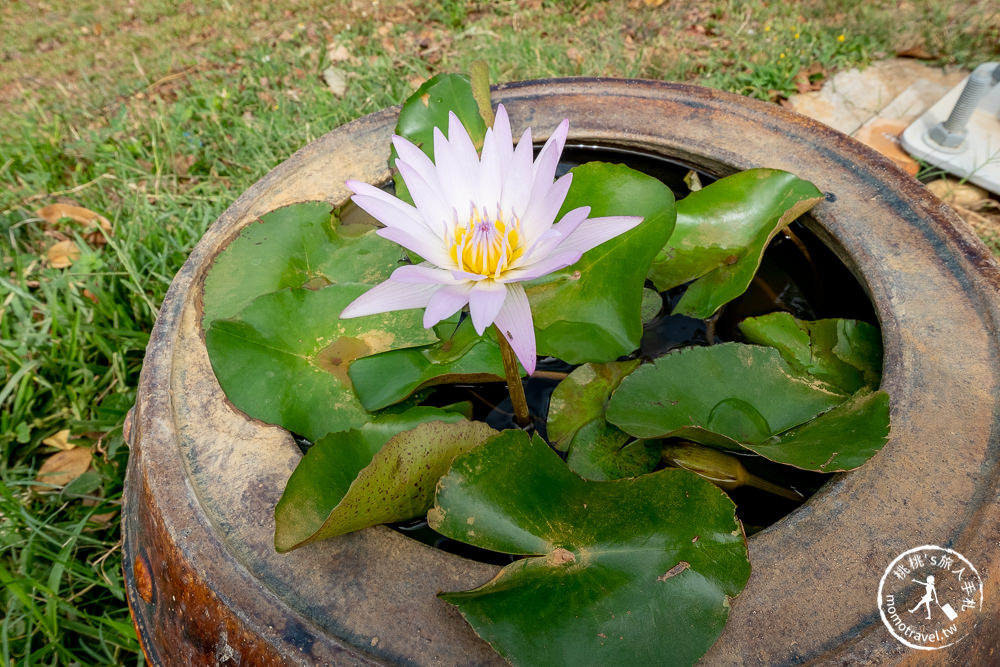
[[123, 79, 1000, 665]]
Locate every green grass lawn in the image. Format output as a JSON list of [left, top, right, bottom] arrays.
[[1, 0, 997, 663]]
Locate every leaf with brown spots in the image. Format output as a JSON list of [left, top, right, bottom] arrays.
[[275, 418, 496, 551], [206, 284, 437, 441]]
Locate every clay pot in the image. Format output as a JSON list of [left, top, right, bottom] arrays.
[[123, 79, 1000, 665]]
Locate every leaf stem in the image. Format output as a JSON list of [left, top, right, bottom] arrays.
[[495, 327, 531, 426]]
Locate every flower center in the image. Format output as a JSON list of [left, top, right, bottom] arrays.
[[450, 205, 523, 276]]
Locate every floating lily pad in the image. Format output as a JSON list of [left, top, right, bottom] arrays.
[[607, 343, 845, 449], [738, 312, 882, 393], [430, 430, 749, 667], [647, 169, 823, 318], [565, 420, 660, 481], [349, 316, 506, 411], [393, 73, 488, 204], [547, 360, 640, 451], [746, 389, 890, 471], [205, 285, 436, 441], [527, 162, 676, 363], [607, 343, 889, 471], [275, 416, 495, 551], [202, 201, 404, 325]]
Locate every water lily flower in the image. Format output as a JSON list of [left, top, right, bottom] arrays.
[[340, 105, 642, 375]]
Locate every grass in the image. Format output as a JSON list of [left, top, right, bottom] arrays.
[[1, 0, 998, 664]]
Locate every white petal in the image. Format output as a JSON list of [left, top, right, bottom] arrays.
[[433, 125, 477, 211], [423, 283, 473, 327], [554, 215, 644, 256], [391, 263, 464, 285], [492, 283, 536, 375], [339, 280, 437, 319], [395, 159, 453, 236], [377, 227, 452, 267], [529, 118, 569, 191], [491, 104, 514, 171], [478, 127, 503, 207], [519, 172, 573, 244], [467, 280, 508, 334], [500, 127, 534, 218], [499, 249, 581, 283]]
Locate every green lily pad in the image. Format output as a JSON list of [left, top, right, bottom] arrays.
[[275, 416, 495, 551], [202, 201, 404, 325], [648, 169, 823, 318], [606, 343, 845, 449], [349, 316, 506, 411], [526, 162, 676, 363], [547, 360, 640, 452], [565, 420, 660, 481], [430, 430, 749, 667], [392, 73, 488, 204], [747, 389, 890, 471], [738, 312, 883, 394], [205, 285, 436, 441]]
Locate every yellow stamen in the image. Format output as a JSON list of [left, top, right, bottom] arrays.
[[450, 206, 524, 276]]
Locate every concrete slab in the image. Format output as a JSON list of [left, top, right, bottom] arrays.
[[786, 59, 966, 135]]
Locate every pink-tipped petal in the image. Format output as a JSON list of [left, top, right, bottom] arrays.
[[492, 283, 536, 375], [500, 127, 534, 217], [432, 125, 477, 209], [529, 118, 569, 190], [391, 136, 437, 180], [499, 249, 581, 283], [391, 263, 463, 285], [339, 280, 437, 319], [377, 227, 452, 267], [520, 172, 573, 243], [554, 215, 644, 256], [395, 160, 453, 236], [423, 283, 473, 327], [349, 192, 424, 232], [491, 105, 514, 170], [467, 280, 508, 334]]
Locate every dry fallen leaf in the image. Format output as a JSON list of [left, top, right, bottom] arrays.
[[47, 240, 81, 268], [322, 67, 347, 97], [327, 43, 351, 62], [42, 429, 77, 451], [926, 178, 991, 209], [34, 447, 92, 491], [36, 203, 112, 234]]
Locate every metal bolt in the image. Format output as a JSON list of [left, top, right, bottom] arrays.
[[927, 63, 998, 149]]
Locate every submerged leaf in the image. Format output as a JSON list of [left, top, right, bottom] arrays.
[[206, 285, 436, 441], [527, 162, 676, 363], [275, 417, 495, 551], [607, 343, 844, 448], [648, 169, 823, 318], [430, 430, 749, 667], [607, 343, 889, 471]]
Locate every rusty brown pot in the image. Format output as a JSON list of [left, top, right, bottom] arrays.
[[123, 79, 1000, 665]]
